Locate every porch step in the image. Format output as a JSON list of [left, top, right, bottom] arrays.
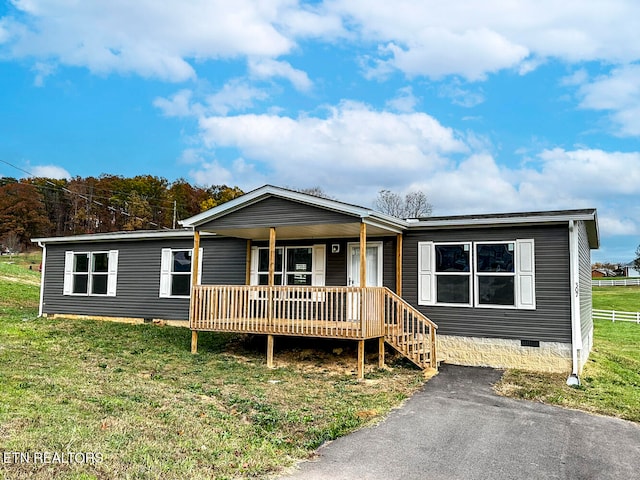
[[382, 288, 437, 371]]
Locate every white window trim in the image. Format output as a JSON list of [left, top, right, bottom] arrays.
[[159, 248, 203, 298], [249, 245, 326, 287], [63, 250, 118, 297], [474, 241, 517, 310], [418, 239, 535, 310]]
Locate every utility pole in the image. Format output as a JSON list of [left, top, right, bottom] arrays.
[[172, 200, 177, 229]]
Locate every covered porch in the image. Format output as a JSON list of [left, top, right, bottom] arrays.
[[181, 186, 438, 378]]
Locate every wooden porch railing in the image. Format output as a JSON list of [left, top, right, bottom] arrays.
[[190, 285, 386, 339], [190, 285, 437, 369]]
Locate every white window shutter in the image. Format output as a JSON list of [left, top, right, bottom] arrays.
[[159, 248, 172, 298], [107, 250, 119, 297], [63, 251, 74, 295], [516, 239, 536, 310], [418, 242, 434, 305], [312, 244, 326, 286], [249, 247, 259, 286]]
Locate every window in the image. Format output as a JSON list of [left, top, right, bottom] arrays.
[[64, 250, 118, 296], [257, 247, 284, 285], [476, 243, 515, 306], [251, 245, 325, 286], [160, 248, 202, 298], [418, 239, 535, 309], [434, 243, 471, 305]]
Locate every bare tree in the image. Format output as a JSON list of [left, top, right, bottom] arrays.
[[375, 189, 432, 218], [293, 186, 334, 199], [3, 231, 22, 259], [633, 245, 640, 272]]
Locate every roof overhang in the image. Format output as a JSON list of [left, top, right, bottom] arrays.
[[179, 185, 406, 238], [408, 209, 599, 248], [31, 229, 209, 245]]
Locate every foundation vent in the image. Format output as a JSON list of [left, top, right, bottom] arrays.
[[521, 339, 540, 348]]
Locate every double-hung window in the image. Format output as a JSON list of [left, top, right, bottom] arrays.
[[418, 239, 535, 309], [64, 251, 119, 296], [250, 245, 325, 286], [160, 248, 202, 298], [434, 243, 472, 305], [476, 242, 515, 307]]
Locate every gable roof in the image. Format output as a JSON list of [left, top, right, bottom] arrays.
[[179, 185, 407, 236]]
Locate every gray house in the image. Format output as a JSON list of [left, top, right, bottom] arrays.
[[33, 185, 599, 382]]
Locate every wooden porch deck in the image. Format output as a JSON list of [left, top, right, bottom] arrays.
[[190, 285, 438, 377]]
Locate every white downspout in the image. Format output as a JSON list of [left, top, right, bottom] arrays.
[[567, 220, 582, 386], [37, 241, 46, 318]]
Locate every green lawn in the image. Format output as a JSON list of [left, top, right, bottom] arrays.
[[497, 285, 640, 423], [0, 259, 426, 479], [592, 285, 640, 312]]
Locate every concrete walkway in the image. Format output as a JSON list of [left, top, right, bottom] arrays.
[[283, 365, 640, 480]]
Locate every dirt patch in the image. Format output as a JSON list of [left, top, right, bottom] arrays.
[[0, 275, 40, 286]]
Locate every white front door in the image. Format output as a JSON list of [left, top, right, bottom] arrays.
[[347, 242, 383, 287], [346, 242, 383, 321]]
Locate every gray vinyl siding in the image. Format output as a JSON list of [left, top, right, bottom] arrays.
[[42, 237, 247, 321], [199, 197, 356, 230], [403, 225, 572, 343], [577, 220, 593, 343]]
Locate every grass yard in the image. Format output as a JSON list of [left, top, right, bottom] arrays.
[[497, 285, 640, 423], [0, 258, 426, 480], [592, 285, 640, 311]]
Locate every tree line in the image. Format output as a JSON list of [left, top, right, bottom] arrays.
[[0, 175, 243, 250]]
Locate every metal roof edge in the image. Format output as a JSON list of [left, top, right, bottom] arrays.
[[31, 229, 217, 245]]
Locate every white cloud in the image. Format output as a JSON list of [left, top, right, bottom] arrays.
[[248, 58, 312, 92], [385, 86, 419, 113], [3, 0, 299, 81], [153, 89, 198, 117], [30, 164, 71, 179], [329, 0, 640, 80], [31, 61, 56, 87], [438, 81, 485, 108], [577, 64, 640, 136], [195, 101, 467, 192], [5, 1, 640, 85]]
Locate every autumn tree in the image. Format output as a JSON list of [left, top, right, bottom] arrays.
[[200, 185, 244, 211], [0, 182, 51, 246], [374, 189, 433, 218], [168, 179, 210, 226]]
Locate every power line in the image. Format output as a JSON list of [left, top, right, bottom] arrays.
[[0, 158, 172, 229]]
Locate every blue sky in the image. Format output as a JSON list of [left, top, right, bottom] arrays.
[[1, 1, 640, 263]]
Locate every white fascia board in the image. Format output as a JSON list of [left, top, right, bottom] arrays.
[[31, 230, 214, 245], [364, 218, 404, 234], [410, 212, 596, 229]]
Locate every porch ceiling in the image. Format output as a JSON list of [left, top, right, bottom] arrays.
[[202, 222, 395, 240]]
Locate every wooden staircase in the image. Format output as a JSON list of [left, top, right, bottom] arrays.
[[382, 288, 437, 370]]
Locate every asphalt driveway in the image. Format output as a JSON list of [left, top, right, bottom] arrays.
[[283, 365, 640, 480]]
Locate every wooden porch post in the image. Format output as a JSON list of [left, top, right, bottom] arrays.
[[357, 339, 365, 379], [268, 227, 276, 286], [378, 336, 385, 368], [190, 230, 201, 355], [191, 331, 198, 354], [267, 334, 275, 368], [396, 233, 403, 296], [359, 223, 367, 287]]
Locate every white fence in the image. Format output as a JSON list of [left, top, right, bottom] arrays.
[[592, 278, 640, 287], [593, 309, 640, 323]]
